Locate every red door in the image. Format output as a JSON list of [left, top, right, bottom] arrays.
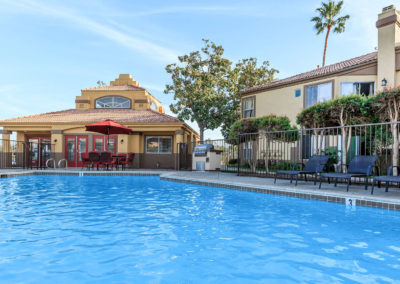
[[27, 137, 51, 168], [65, 135, 88, 167], [93, 135, 117, 154]]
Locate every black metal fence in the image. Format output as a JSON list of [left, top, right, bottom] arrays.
[[185, 121, 400, 177], [0, 139, 56, 169]]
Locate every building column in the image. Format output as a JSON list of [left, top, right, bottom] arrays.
[[117, 134, 129, 153], [128, 132, 141, 168], [51, 130, 63, 164], [175, 129, 185, 170], [0, 130, 12, 167]]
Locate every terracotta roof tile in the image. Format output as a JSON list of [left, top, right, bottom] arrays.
[[0, 109, 181, 124], [242, 52, 378, 94], [82, 85, 145, 91]]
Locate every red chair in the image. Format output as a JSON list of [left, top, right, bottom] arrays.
[[112, 154, 127, 170], [88, 151, 101, 170], [120, 152, 134, 170], [80, 152, 91, 170], [99, 151, 113, 170]]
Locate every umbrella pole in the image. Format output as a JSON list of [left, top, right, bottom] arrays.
[[107, 128, 110, 151]]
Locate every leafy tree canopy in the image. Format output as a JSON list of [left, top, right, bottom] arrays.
[[228, 115, 296, 141], [297, 95, 371, 128], [164, 39, 277, 142], [220, 59, 278, 139]]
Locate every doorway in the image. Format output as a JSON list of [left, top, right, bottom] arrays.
[[64, 135, 88, 167], [27, 137, 51, 168]]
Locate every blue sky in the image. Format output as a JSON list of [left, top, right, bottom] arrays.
[[0, 0, 394, 139]]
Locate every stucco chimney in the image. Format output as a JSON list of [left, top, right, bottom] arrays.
[[377, 5, 400, 89]]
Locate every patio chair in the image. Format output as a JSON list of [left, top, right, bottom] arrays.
[[80, 152, 91, 170], [88, 151, 101, 170], [274, 155, 330, 186], [112, 154, 126, 171], [120, 152, 134, 170], [371, 166, 400, 195], [319, 155, 378, 191], [99, 151, 113, 170]]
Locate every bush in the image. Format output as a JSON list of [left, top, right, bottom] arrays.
[[228, 115, 296, 140]]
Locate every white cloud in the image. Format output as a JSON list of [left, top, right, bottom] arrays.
[[0, 0, 180, 63], [131, 6, 238, 17]]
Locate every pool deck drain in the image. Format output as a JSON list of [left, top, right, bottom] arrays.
[[1, 169, 400, 210]]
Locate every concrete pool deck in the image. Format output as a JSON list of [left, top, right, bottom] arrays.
[[1, 169, 400, 210]]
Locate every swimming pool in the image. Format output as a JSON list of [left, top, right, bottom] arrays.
[[0, 175, 399, 283]]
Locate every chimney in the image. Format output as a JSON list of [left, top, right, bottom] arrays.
[[377, 5, 400, 89]]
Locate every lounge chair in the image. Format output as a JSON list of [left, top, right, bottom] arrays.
[[319, 155, 378, 191], [274, 155, 330, 186], [371, 166, 400, 195]]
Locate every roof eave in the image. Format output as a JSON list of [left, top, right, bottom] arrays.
[[241, 59, 378, 96]]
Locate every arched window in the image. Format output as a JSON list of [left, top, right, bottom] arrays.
[[150, 101, 157, 110], [95, 96, 131, 109]]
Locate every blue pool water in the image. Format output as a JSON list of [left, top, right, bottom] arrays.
[[0, 176, 399, 283]]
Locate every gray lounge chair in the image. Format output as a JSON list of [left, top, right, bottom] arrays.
[[371, 166, 400, 195], [319, 155, 378, 191], [274, 155, 330, 186]]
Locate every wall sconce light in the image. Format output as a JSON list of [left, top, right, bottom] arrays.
[[381, 78, 387, 87], [120, 139, 124, 144], [53, 139, 58, 143]]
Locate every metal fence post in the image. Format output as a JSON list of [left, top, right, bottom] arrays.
[[300, 127, 304, 165], [237, 134, 240, 176]]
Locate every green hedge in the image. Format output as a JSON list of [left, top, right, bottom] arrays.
[[228, 115, 296, 140]]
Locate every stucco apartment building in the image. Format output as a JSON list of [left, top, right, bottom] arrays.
[[0, 74, 198, 169], [241, 5, 400, 124]]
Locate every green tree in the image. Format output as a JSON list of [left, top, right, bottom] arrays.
[[297, 101, 331, 155], [165, 40, 278, 141], [229, 115, 295, 173], [221, 58, 278, 139], [370, 88, 400, 175], [164, 39, 231, 142], [324, 95, 370, 166], [298, 95, 370, 165], [311, 0, 350, 67]]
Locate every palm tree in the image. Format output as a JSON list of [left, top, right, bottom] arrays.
[[311, 1, 350, 67]]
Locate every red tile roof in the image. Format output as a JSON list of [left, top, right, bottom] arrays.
[[242, 52, 378, 94], [0, 109, 181, 124], [82, 85, 145, 91]]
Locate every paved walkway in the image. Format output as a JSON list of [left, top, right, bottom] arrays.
[[1, 169, 400, 210]]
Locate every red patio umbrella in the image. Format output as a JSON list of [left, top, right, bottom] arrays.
[[85, 119, 131, 148]]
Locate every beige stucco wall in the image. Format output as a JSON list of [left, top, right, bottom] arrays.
[[377, 7, 400, 88], [243, 74, 378, 125], [75, 89, 163, 112]]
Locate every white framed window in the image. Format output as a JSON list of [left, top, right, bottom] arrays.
[[242, 97, 255, 118], [146, 136, 172, 154], [96, 96, 131, 108], [150, 101, 157, 111], [243, 142, 253, 159], [305, 82, 332, 107], [340, 82, 375, 97]]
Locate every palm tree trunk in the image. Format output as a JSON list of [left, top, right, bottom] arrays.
[[322, 26, 331, 67]]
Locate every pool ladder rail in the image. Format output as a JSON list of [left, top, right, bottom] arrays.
[[45, 158, 68, 169]]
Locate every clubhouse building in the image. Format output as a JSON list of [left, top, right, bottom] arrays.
[[0, 74, 198, 169]]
